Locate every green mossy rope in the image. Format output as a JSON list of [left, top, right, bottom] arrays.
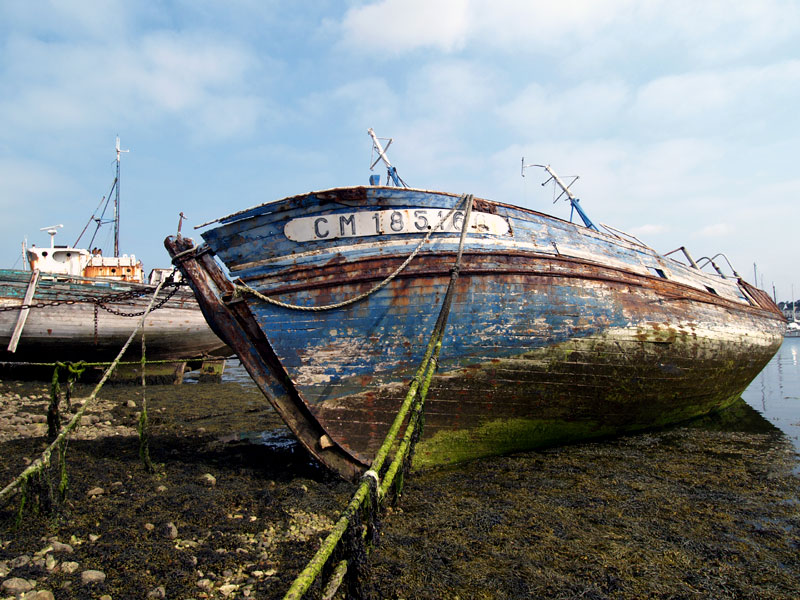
[[283, 194, 474, 600]]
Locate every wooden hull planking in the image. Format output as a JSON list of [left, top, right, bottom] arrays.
[[0, 269, 229, 363], [166, 187, 785, 479]]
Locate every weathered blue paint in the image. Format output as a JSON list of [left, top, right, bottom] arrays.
[[0, 268, 227, 363], [174, 186, 785, 475]]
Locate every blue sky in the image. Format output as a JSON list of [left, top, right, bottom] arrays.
[[1, 1, 798, 300]]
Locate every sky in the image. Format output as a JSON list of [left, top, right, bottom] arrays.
[[1, 0, 798, 300]]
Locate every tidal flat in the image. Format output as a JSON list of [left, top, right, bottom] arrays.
[[0, 375, 798, 599]]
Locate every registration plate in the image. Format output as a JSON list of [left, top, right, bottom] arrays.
[[284, 208, 510, 242]]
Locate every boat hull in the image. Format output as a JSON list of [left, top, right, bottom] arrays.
[[0, 269, 229, 364], [166, 187, 785, 479]]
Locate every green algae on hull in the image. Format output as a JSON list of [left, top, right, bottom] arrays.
[[409, 324, 773, 470], [412, 392, 744, 470]]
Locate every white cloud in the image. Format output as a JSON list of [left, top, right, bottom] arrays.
[[629, 224, 668, 237], [0, 31, 265, 142], [338, 0, 800, 63], [406, 60, 498, 119], [497, 80, 630, 138], [303, 78, 399, 130], [339, 0, 470, 53], [694, 223, 734, 237], [631, 60, 800, 138]]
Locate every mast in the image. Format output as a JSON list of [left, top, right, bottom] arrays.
[[113, 136, 128, 257]]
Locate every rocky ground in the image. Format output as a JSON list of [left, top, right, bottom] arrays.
[[0, 372, 799, 599]]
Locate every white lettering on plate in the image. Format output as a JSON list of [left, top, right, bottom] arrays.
[[284, 209, 510, 242]]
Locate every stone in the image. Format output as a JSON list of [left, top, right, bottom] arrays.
[[196, 578, 213, 591], [147, 585, 166, 598], [126, 399, 137, 408], [165, 522, 178, 539], [45, 553, 57, 570], [23, 591, 55, 600], [81, 569, 106, 584], [87, 487, 105, 497], [218, 584, 239, 597], [200, 473, 216, 487], [2, 577, 34, 594], [144, 523, 155, 531], [61, 561, 80, 574], [51, 541, 74, 553], [10, 554, 31, 568]]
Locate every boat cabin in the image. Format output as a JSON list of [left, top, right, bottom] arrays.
[[27, 245, 144, 283]]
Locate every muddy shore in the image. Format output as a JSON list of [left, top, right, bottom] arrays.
[[1, 374, 798, 599]]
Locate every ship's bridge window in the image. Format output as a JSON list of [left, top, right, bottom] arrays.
[[648, 267, 668, 279], [705, 286, 719, 296]]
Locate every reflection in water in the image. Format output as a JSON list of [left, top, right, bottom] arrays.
[[741, 338, 800, 451]]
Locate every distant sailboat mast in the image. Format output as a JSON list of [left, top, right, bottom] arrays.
[[113, 136, 128, 257]]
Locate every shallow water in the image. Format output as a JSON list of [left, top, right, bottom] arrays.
[[741, 337, 800, 454]]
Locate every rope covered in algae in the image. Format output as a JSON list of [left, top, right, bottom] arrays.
[[0, 278, 168, 508], [233, 195, 470, 312], [282, 194, 474, 600]]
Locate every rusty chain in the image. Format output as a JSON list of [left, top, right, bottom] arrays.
[[0, 272, 187, 317]]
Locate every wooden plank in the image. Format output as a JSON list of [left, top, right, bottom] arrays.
[[7, 269, 40, 353]]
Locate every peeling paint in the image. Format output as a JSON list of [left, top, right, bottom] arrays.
[[167, 186, 785, 479]]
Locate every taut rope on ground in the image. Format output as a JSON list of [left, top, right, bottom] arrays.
[[0, 278, 168, 508], [283, 194, 474, 599]]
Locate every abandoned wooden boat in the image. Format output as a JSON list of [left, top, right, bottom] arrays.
[[0, 267, 229, 365], [165, 158, 785, 480], [1, 139, 228, 373]]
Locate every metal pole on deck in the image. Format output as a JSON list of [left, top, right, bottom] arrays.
[[114, 136, 128, 257]]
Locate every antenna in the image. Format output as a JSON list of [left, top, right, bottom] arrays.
[[40, 224, 64, 247], [521, 159, 598, 231], [368, 128, 407, 187]]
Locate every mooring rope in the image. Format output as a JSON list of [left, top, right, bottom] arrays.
[[0, 278, 169, 508], [282, 194, 474, 600], [233, 195, 470, 312]]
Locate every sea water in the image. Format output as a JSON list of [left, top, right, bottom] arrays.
[[741, 336, 800, 452]]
